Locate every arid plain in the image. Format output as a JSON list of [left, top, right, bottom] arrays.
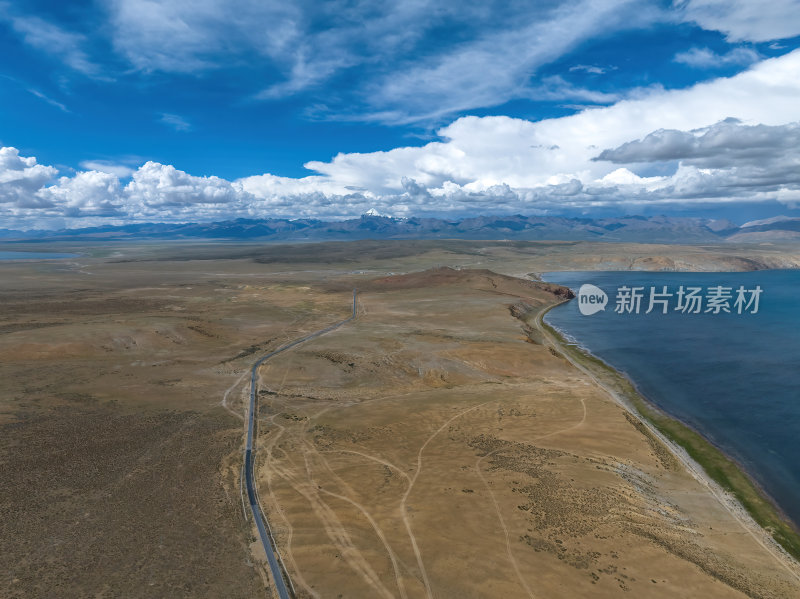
[[2, 240, 800, 598]]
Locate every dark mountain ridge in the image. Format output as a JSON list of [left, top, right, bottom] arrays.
[[2, 213, 799, 243]]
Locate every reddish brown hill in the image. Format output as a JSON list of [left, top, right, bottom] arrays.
[[366, 267, 574, 304]]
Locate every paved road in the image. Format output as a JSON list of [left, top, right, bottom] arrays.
[[245, 290, 358, 599]]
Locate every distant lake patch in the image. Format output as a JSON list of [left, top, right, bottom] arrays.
[[0, 251, 79, 260]]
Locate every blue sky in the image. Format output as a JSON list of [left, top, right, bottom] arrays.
[[2, 0, 800, 228]]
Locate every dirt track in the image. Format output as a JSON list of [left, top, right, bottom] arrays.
[[3, 240, 800, 598], [245, 268, 800, 598]]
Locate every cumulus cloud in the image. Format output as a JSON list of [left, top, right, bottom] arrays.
[[302, 49, 800, 198], [238, 172, 351, 199], [38, 171, 123, 217], [674, 46, 761, 68], [595, 119, 800, 168], [244, 48, 800, 211], [675, 0, 800, 42], [124, 161, 244, 210], [0, 147, 58, 208], [591, 119, 800, 203], [1, 153, 252, 225], [5, 49, 800, 227]]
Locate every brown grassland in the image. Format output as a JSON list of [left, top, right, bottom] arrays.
[[1, 239, 800, 598]]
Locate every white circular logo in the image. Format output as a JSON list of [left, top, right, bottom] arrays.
[[577, 284, 607, 316]]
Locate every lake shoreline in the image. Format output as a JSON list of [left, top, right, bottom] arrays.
[[535, 298, 800, 564]]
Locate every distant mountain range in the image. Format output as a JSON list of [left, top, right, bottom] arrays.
[[2, 214, 800, 244]]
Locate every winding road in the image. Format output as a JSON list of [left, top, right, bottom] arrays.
[[245, 290, 358, 599]]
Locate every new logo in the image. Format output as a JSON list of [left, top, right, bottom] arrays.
[[578, 284, 607, 316]]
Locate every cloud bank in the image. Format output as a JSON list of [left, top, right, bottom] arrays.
[[3, 50, 800, 228], [676, 0, 800, 42]]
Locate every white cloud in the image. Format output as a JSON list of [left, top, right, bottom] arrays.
[[79, 160, 135, 178], [569, 64, 610, 74], [674, 46, 761, 68], [299, 49, 800, 208], [4, 0, 798, 133], [123, 161, 244, 210], [158, 113, 192, 132], [298, 49, 799, 198], [359, 0, 647, 123], [237, 172, 351, 199], [675, 0, 800, 42], [4, 13, 102, 77], [105, 0, 231, 72], [26, 89, 70, 112], [104, 0, 304, 73], [98, 0, 661, 124], [0, 147, 58, 208], [38, 171, 123, 217], [6, 49, 800, 227], [525, 76, 620, 104], [597, 168, 662, 187], [595, 119, 800, 168]]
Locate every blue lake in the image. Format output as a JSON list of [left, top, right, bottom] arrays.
[[0, 251, 79, 260], [543, 270, 800, 528]]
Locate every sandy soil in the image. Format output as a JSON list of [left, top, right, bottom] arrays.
[[248, 267, 800, 598], [2, 239, 799, 598], [0, 254, 350, 598]]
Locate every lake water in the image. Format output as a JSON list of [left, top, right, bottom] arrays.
[[0, 251, 78, 260], [543, 270, 800, 528]]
